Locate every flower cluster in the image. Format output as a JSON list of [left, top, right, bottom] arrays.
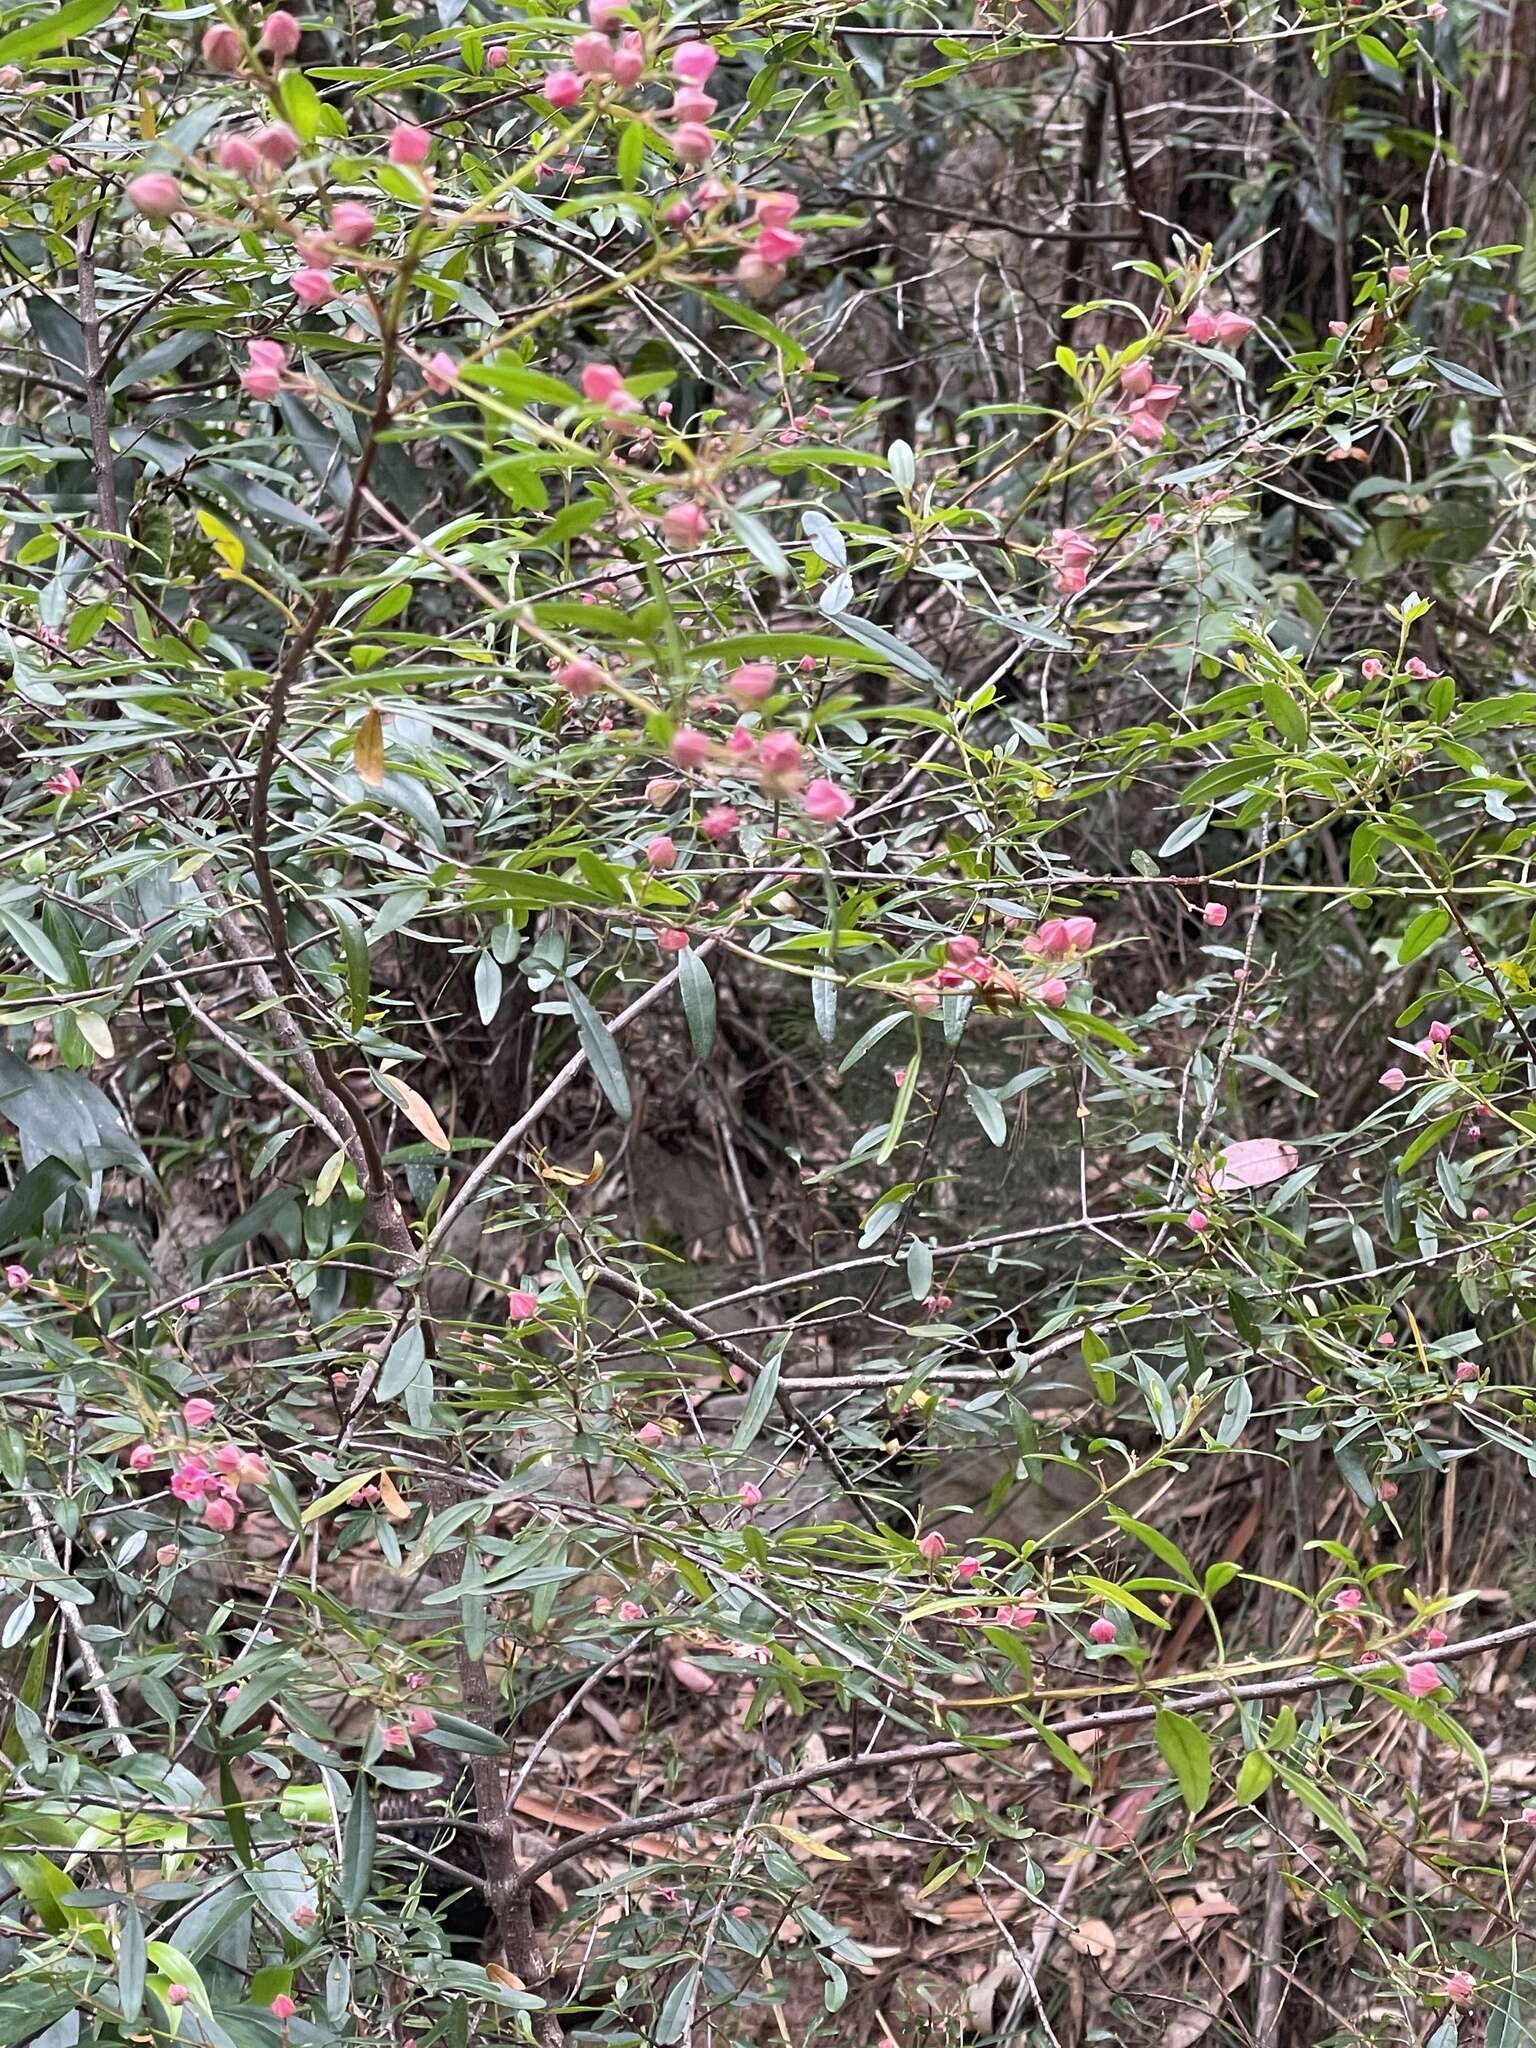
[[128, 1400, 269, 1534]]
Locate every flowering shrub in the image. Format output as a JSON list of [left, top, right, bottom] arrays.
[[0, 0, 1533, 2041]]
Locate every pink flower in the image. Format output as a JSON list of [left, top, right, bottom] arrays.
[[272, 1995, 297, 2021], [739, 1481, 762, 1507], [254, 122, 300, 166], [728, 661, 776, 701], [202, 24, 244, 71], [1406, 1661, 1443, 1696], [258, 11, 302, 57], [1202, 902, 1227, 928], [1334, 1586, 1363, 1610], [1454, 1360, 1478, 1383], [1360, 657, 1385, 679], [611, 36, 645, 85], [645, 834, 677, 870], [182, 1397, 216, 1428], [388, 122, 431, 167], [380, 1723, 408, 1750], [1379, 1066, 1407, 1092], [757, 731, 803, 788], [423, 350, 457, 393], [955, 1555, 980, 1583], [657, 927, 690, 953], [946, 935, 981, 967], [543, 69, 584, 105], [203, 1496, 238, 1532], [661, 500, 710, 546], [166, 1986, 188, 2007], [803, 778, 852, 825], [171, 1457, 211, 1501], [1184, 305, 1220, 344], [1378, 1479, 1397, 1500], [1472, 1205, 1489, 1221], [291, 267, 334, 306], [1033, 917, 1071, 957], [406, 1705, 436, 1734], [1186, 1208, 1209, 1234], [1214, 310, 1255, 345], [1389, 263, 1412, 285], [672, 121, 714, 165], [753, 194, 799, 234], [128, 1443, 157, 1471], [756, 225, 804, 265], [672, 40, 718, 83], [214, 1444, 243, 1473], [1088, 1617, 1118, 1644], [43, 766, 80, 797], [581, 360, 641, 413], [1063, 915, 1096, 949], [556, 656, 605, 696], [571, 31, 614, 74], [0, 66, 20, 88], [1444, 1971, 1475, 2007], [1424, 1625, 1449, 1648], [617, 1599, 645, 1621], [1427, 1019, 1451, 1045], [662, 196, 693, 227], [1037, 977, 1068, 1008], [1120, 359, 1154, 397], [917, 1532, 946, 1561], [670, 726, 711, 769], [645, 777, 680, 806], [507, 1289, 539, 1321], [725, 721, 755, 758], [127, 172, 182, 219], [700, 804, 739, 841], [487, 43, 508, 66], [214, 130, 258, 178], [635, 1421, 665, 1447], [329, 200, 375, 248]]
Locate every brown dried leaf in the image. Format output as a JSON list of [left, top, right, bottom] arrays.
[[378, 1066, 450, 1152], [354, 707, 386, 787], [377, 1471, 411, 1522], [1205, 1137, 1298, 1194]]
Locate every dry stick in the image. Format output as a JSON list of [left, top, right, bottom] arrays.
[[22, 1493, 134, 1760], [592, 1263, 880, 1529], [508, 1617, 1536, 1902]]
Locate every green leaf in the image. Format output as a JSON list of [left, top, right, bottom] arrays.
[[342, 1780, 376, 1916], [1019, 1707, 1093, 1788], [474, 951, 502, 1028], [731, 506, 790, 578], [1399, 906, 1449, 963], [731, 1352, 781, 1451], [1107, 1508, 1199, 1588], [117, 1902, 146, 2024], [1272, 1756, 1366, 1863], [1158, 809, 1212, 860], [377, 1324, 427, 1403], [676, 946, 716, 1059], [1262, 679, 1308, 746], [1234, 1749, 1274, 1805], [1154, 1708, 1212, 1815], [0, 0, 114, 66], [564, 979, 632, 1121]]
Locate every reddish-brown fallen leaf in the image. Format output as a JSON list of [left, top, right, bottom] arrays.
[[1204, 1137, 1298, 1194]]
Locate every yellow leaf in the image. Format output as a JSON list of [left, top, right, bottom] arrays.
[[377, 1066, 450, 1152], [761, 1823, 850, 1862], [485, 1964, 525, 1992], [194, 509, 244, 574], [137, 84, 157, 138], [75, 1012, 114, 1061], [535, 1150, 605, 1188], [313, 1146, 347, 1205], [377, 1472, 411, 1522], [353, 708, 386, 788]]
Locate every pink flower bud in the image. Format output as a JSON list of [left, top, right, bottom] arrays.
[[1334, 1586, 1363, 1610], [657, 927, 690, 953], [1202, 901, 1228, 928], [1184, 306, 1220, 344], [42, 768, 79, 798], [645, 833, 678, 870], [1473, 1205, 1489, 1221], [735, 252, 785, 299], [917, 1531, 947, 1561], [388, 122, 431, 167], [291, 267, 334, 306], [1454, 1360, 1478, 1382], [1427, 1019, 1451, 1045], [1063, 914, 1096, 949], [669, 1655, 716, 1693], [728, 660, 776, 701], [507, 1288, 538, 1321], [543, 68, 584, 105], [661, 500, 709, 546], [127, 172, 183, 219], [1424, 1625, 1449, 1648], [614, 40, 647, 85], [423, 350, 457, 393], [700, 804, 739, 842], [955, 1556, 980, 1583], [202, 24, 244, 70], [662, 196, 693, 227], [1088, 1616, 1118, 1644], [1213, 309, 1255, 345], [754, 190, 799, 229], [254, 122, 300, 166], [1388, 263, 1412, 285], [670, 726, 711, 769], [739, 1481, 762, 1507], [757, 730, 802, 779], [203, 1496, 238, 1532], [129, 1443, 157, 1471], [329, 200, 375, 247], [802, 777, 852, 824], [406, 1705, 436, 1734], [182, 1397, 216, 1428], [217, 133, 262, 178], [259, 10, 301, 57], [946, 935, 981, 967], [1120, 358, 1154, 397], [669, 87, 717, 121], [1038, 977, 1069, 1009], [645, 776, 680, 807], [3, 1262, 30, 1289], [635, 1421, 665, 1447], [1444, 1971, 1475, 2007], [555, 656, 605, 696], [1406, 1661, 1442, 1696], [672, 39, 718, 82], [1379, 1066, 1407, 1092], [487, 43, 508, 67], [581, 360, 640, 411], [672, 121, 714, 165], [1033, 917, 1070, 957], [756, 225, 804, 265], [1378, 1479, 1397, 1501], [571, 31, 614, 74], [156, 1543, 178, 1566], [166, 1986, 189, 2007], [1186, 1208, 1209, 1233], [272, 1995, 297, 2020], [0, 66, 22, 88], [380, 1723, 407, 1750]]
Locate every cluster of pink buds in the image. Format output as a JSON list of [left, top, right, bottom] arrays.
[[904, 915, 1095, 1015], [130, 1401, 269, 1534], [544, 0, 646, 105], [240, 338, 288, 400], [380, 1704, 438, 1749], [581, 360, 642, 417], [1184, 303, 1256, 348], [201, 10, 302, 74], [658, 706, 852, 829], [738, 190, 807, 298], [1117, 358, 1181, 446], [664, 40, 718, 166], [1041, 526, 1096, 597]]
